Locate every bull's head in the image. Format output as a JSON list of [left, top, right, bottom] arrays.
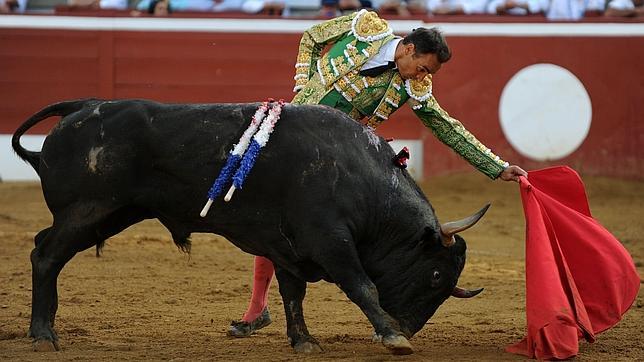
[[374, 204, 489, 338]]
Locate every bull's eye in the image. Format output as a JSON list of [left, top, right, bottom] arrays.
[[433, 270, 441, 280]]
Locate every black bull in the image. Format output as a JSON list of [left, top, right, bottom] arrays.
[[12, 99, 489, 355]]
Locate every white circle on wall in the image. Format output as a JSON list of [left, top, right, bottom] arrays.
[[499, 63, 592, 161]]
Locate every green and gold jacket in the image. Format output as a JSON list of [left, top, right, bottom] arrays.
[[291, 9, 508, 179]]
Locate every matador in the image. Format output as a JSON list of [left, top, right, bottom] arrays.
[[228, 9, 527, 337]]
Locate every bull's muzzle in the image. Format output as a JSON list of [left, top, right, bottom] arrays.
[[439, 203, 491, 247]]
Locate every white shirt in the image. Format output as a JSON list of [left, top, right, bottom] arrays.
[[136, 0, 217, 11], [100, 0, 128, 9], [361, 38, 402, 72], [212, 0, 243, 11], [607, 0, 635, 10], [546, 0, 586, 20], [428, 0, 488, 14], [486, 0, 545, 14]]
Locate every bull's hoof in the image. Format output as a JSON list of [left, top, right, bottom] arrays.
[[294, 340, 323, 354], [32, 339, 60, 352], [382, 335, 413, 355], [227, 307, 272, 337]]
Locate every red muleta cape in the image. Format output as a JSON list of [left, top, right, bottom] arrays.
[[506, 166, 640, 360]]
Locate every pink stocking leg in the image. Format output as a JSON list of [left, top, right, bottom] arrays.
[[241, 256, 274, 322]]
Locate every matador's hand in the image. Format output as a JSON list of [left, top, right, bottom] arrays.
[[499, 165, 528, 182]]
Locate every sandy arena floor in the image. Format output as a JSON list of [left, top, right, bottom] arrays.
[[0, 173, 642, 361]]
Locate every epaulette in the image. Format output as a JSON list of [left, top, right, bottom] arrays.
[[405, 76, 433, 102], [351, 9, 393, 43]]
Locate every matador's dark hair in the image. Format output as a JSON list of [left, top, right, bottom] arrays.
[[402, 27, 452, 64]]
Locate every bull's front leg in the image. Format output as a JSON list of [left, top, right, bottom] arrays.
[[316, 246, 413, 355], [274, 268, 322, 353]]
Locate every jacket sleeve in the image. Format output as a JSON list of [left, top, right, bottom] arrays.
[[293, 14, 354, 92], [413, 97, 509, 179]]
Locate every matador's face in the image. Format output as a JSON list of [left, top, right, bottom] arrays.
[[395, 43, 442, 81]]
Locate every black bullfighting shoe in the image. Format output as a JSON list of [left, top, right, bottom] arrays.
[[227, 307, 272, 337]]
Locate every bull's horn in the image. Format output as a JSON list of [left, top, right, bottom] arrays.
[[440, 203, 491, 247], [451, 286, 484, 298]]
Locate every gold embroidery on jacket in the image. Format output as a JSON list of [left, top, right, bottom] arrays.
[[365, 73, 404, 127], [332, 55, 351, 76], [352, 10, 391, 41], [406, 76, 433, 102]]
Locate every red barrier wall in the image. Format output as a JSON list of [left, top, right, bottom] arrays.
[[1, 17, 642, 179]]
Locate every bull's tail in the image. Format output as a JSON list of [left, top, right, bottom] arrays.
[[11, 99, 90, 175]]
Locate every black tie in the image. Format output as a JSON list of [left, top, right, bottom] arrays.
[[359, 61, 397, 78]]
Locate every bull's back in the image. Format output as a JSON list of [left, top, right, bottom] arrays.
[[38, 99, 395, 218]]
